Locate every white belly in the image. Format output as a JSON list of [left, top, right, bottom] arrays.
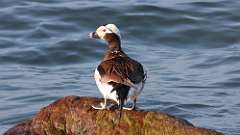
[[94, 69, 118, 103], [128, 82, 144, 101]]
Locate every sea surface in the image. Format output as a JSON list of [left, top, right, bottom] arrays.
[[0, 0, 240, 134]]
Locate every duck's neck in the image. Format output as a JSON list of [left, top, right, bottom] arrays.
[[103, 34, 125, 61], [105, 34, 121, 52]]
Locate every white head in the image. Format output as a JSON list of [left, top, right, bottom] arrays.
[[89, 24, 121, 40]]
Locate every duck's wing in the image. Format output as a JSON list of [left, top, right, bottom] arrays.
[[96, 57, 146, 88]]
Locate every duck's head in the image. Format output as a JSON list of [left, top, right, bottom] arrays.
[[89, 24, 121, 41]]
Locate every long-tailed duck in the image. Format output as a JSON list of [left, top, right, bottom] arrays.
[[89, 24, 147, 113]]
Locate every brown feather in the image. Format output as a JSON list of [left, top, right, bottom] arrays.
[[98, 55, 145, 88]]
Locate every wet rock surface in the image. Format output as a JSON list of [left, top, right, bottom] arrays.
[[4, 96, 223, 135]]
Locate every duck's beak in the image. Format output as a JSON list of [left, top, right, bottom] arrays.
[[88, 32, 100, 39]]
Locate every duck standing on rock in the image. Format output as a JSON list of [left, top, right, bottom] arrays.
[[88, 24, 147, 113]]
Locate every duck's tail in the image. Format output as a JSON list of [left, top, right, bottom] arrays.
[[110, 82, 130, 123]]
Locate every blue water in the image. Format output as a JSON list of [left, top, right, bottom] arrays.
[[1, 0, 240, 134]]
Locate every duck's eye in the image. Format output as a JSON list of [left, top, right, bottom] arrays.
[[102, 29, 106, 32]]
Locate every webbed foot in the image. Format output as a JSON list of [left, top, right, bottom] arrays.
[[91, 102, 107, 109], [123, 105, 136, 110], [92, 102, 117, 110]]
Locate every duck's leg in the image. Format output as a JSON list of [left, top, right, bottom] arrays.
[[123, 98, 136, 110], [92, 97, 108, 109]]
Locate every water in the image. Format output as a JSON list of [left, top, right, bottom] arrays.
[[0, 0, 240, 134]]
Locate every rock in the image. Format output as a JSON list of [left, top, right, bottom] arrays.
[[4, 96, 223, 135]]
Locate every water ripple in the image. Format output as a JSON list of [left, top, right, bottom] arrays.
[[1, 0, 240, 134]]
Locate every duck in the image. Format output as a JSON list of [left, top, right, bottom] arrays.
[[88, 24, 147, 112]]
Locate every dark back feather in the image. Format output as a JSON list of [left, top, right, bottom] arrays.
[[97, 56, 145, 85]]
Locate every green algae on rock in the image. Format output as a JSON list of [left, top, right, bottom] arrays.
[[4, 96, 223, 135]]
